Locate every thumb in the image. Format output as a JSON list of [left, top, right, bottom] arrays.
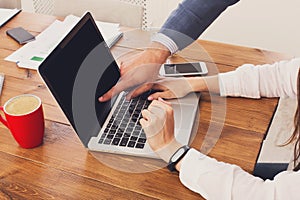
[[139, 118, 148, 129]]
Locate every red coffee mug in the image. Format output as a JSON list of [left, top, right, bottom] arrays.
[[0, 94, 45, 148]]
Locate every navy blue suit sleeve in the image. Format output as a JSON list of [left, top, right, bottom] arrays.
[[159, 0, 240, 50]]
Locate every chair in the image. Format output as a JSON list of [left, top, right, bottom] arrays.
[[53, 0, 144, 28], [0, 0, 21, 8], [32, 0, 54, 15]]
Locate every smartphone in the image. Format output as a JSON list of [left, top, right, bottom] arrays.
[[6, 27, 35, 44], [160, 62, 208, 77]]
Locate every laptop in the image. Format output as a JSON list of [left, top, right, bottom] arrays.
[[38, 12, 200, 159]]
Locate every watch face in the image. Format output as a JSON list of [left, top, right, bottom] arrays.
[[171, 148, 186, 162]]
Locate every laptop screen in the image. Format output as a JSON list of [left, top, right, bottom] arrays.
[[39, 12, 120, 147]]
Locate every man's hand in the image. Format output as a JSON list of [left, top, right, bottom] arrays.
[[99, 42, 171, 102]]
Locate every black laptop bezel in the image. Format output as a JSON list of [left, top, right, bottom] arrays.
[[38, 12, 120, 147]]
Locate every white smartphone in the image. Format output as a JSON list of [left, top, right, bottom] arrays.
[[159, 62, 208, 77]]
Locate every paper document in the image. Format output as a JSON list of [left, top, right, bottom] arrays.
[[0, 8, 21, 27], [95, 20, 123, 48], [257, 98, 297, 164], [5, 15, 123, 70]]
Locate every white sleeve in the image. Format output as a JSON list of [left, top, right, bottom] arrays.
[[218, 58, 300, 98], [179, 149, 300, 200]]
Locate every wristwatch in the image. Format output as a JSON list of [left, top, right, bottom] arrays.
[[167, 145, 190, 172]]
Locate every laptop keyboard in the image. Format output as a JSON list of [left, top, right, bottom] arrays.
[[98, 92, 152, 149]]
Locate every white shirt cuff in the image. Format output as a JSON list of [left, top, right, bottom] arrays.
[[151, 33, 179, 55]]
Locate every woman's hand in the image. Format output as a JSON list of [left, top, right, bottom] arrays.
[[140, 98, 182, 162], [141, 75, 220, 100], [148, 77, 195, 100], [131, 76, 205, 100]]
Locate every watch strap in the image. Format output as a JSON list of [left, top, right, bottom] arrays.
[[167, 145, 190, 172]]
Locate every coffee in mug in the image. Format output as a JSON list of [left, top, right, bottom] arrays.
[[0, 94, 45, 148], [5, 95, 40, 115]]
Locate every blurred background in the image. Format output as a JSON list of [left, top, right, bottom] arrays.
[[2, 0, 300, 57]]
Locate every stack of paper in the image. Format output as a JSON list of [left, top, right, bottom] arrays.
[[256, 98, 297, 166], [95, 20, 123, 48], [5, 15, 123, 70], [0, 8, 21, 27]]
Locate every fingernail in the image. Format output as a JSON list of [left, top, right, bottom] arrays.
[[148, 96, 153, 101], [99, 97, 103, 101]]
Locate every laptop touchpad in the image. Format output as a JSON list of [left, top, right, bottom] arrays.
[[172, 103, 196, 130]]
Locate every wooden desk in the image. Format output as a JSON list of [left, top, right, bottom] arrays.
[[0, 12, 292, 199]]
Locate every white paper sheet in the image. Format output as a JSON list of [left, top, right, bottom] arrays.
[[0, 8, 21, 27], [5, 15, 122, 70]]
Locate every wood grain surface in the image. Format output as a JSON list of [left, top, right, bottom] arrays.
[[0, 12, 293, 199]]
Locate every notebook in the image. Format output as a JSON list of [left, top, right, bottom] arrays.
[[38, 12, 200, 158]]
